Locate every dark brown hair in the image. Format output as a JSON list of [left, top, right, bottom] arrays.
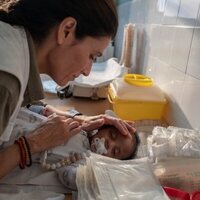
[[0, 0, 118, 42]]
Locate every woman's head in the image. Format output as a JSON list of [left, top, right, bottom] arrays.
[[0, 0, 118, 86], [0, 0, 118, 41]]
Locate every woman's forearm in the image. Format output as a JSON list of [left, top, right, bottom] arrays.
[[0, 115, 82, 179], [0, 144, 20, 179]]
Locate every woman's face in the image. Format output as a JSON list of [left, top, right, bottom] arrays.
[[43, 33, 110, 86]]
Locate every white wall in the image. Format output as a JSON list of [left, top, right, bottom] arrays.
[[115, 0, 200, 129]]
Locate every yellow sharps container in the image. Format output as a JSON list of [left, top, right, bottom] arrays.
[[108, 74, 167, 121]]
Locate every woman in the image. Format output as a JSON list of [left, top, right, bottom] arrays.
[[0, 0, 136, 178]]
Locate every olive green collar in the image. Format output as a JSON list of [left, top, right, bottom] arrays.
[[22, 30, 44, 106]]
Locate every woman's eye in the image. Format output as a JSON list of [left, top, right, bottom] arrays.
[[90, 55, 96, 62]]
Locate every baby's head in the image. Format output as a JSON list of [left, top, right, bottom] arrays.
[[88, 125, 139, 160]]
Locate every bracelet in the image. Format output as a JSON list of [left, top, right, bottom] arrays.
[[15, 139, 26, 169], [15, 136, 32, 169], [21, 136, 32, 167], [66, 109, 82, 118]]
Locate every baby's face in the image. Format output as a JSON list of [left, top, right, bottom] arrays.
[[90, 126, 135, 160]]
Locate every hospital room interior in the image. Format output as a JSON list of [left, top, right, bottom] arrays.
[[1, 0, 200, 199]]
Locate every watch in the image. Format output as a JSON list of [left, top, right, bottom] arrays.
[[66, 109, 82, 118]]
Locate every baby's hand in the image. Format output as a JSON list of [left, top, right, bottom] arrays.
[[42, 105, 57, 116]]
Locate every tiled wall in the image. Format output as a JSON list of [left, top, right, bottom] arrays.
[[115, 0, 200, 129]]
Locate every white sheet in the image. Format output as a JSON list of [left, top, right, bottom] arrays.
[[0, 190, 65, 200], [0, 163, 71, 194]]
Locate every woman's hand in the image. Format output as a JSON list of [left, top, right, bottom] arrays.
[[74, 114, 136, 138], [27, 114, 81, 154]]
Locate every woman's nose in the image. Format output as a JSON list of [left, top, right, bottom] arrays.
[[82, 61, 93, 76]]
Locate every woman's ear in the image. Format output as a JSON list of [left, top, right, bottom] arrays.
[[57, 17, 77, 45]]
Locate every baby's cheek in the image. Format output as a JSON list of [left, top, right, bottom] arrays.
[[103, 151, 111, 158], [103, 152, 108, 156]]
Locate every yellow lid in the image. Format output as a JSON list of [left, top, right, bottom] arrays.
[[123, 74, 153, 87]]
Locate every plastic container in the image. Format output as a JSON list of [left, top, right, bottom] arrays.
[[163, 187, 190, 200], [164, 187, 200, 200], [108, 74, 167, 121], [191, 191, 200, 200]]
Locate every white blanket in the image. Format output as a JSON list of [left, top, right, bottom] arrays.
[[0, 190, 65, 200]]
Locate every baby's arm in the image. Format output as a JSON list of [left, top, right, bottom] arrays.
[[56, 158, 86, 191], [27, 104, 54, 117], [27, 104, 45, 115]]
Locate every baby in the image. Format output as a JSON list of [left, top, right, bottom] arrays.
[[55, 124, 139, 191], [27, 104, 139, 160], [26, 104, 139, 190]]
